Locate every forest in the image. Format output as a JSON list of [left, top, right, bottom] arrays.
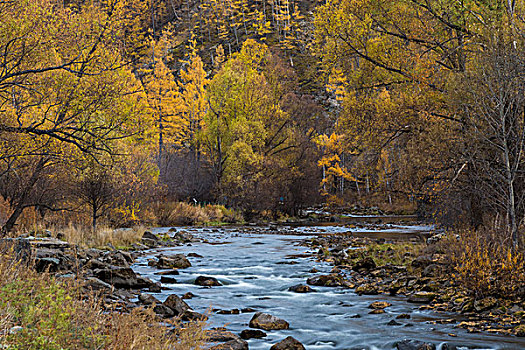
[[0, 0, 524, 247]]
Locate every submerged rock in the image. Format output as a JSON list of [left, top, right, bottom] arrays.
[[270, 336, 305, 350], [249, 312, 289, 330]]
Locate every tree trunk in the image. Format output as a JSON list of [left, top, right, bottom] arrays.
[[1, 158, 47, 236]]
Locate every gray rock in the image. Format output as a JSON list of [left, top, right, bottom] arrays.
[[195, 276, 222, 287], [156, 254, 191, 269], [138, 293, 159, 305], [163, 294, 191, 315], [94, 267, 150, 289], [209, 338, 248, 350], [396, 340, 436, 350], [249, 312, 289, 330], [154, 304, 175, 318], [288, 284, 316, 293], [270, 336, 305, 350], [240, 329, 266, 339], [84, 277, 113, 291], [306, 274, 344, 287]]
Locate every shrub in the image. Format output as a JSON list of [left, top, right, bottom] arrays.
[[441, 228, 525, 298], [0, 247, 207, 349]]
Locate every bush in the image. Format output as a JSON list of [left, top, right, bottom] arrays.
[[0, 248, 207, 349], [441, 228, 525, 298]]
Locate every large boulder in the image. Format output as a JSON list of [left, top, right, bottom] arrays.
[[156, 254, 191, 269], [249, 312, 289, 330], [162, 294, 206, 321], [270, 336, 305, 350], [94, 267, 151, 289], [306, 274, 344, 287], [163, 294, 191, 314], [195, 276, 222, 287]]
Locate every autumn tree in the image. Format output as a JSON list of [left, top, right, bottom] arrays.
[[0, 0, 146, 234], [200, 39, 317, 211]]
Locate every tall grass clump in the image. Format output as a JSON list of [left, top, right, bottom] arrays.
[[53, 224, 146, 249], [0, 245, 207, 349], [441, 228, 525, 298], [151, 202, 242, 226]]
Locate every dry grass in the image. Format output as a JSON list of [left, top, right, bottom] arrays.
[[440, 228, 525, 298], [0, 244, 208, 349], [348, 242, 424, 267], [151, 202, 242, 226], [48, 224, 146, 249]]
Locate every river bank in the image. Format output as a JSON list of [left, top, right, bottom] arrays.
[[1, 220, 524, 349]]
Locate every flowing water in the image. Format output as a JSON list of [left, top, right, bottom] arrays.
[[132, 224, 525, 350]]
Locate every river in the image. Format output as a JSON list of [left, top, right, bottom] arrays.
[[132, 223, 525, 350]]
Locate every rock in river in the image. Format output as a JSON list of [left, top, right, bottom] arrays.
[[396, 339, 436, 350], [369, 301, 392, 309], [195, 276, 222, 287], [288, 284, 315, 293], [163, 294, 191, 314], [407, 292, 437, 304], [249, 312, 289, 330], [270, 336, 306, 350], [306, 274, 344, 287], [209, 338, 248, 350], [239, 329, 266, 339], [156, 254, 191, 269]]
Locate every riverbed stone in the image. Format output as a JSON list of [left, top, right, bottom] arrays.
[[94, 267, 149, 289], [270, 336, 305, 350], [209, 338, 248, 350], [474, 297, 498, 312], [288, 284, 315, 293], [249, 312, 289, 330], [156, 269, 179, 276], [156, 254, 191, 269], [153, 304, 175, 318], [355, 283, 379, 295], [306, 274, 344, 287], [195, 276, 222, 287], [239, 329, 266, 339], [182, 292, 195, 299], [160, 276, 177, 284], [396, 339, 436, 350], [407, 291, 437, 303], [163, 294, 190, 314], [514, 325, 525, 336], [352, 257, 376, 271], [369, 301, 392, 309], [138, 293, 159, 305]]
